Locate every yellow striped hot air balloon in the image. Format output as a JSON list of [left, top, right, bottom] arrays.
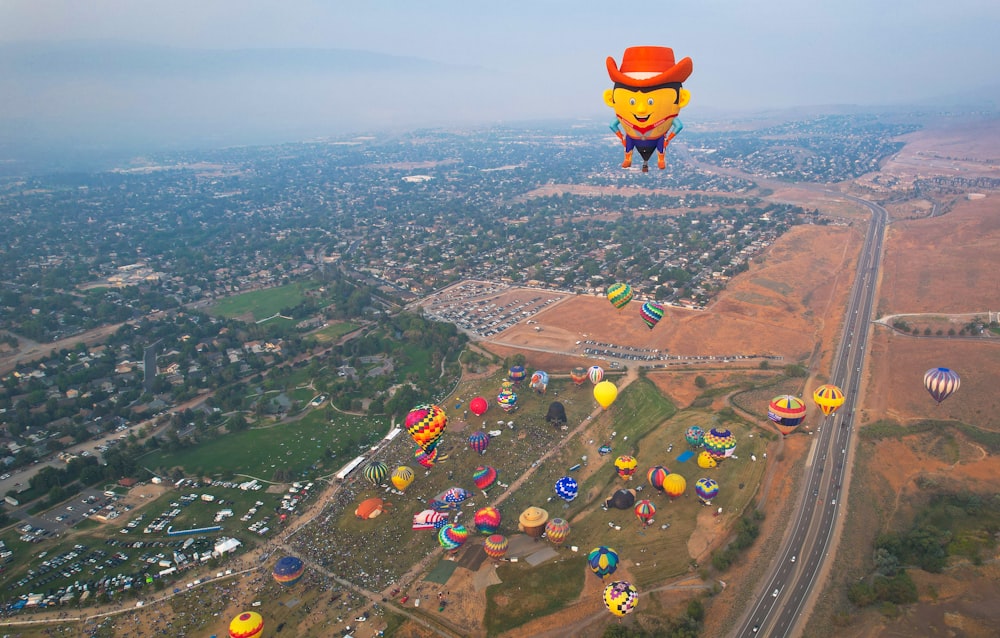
[[391, 466, 415, 492], [606, 283, 634, 310], [812, 384, 845, 416]]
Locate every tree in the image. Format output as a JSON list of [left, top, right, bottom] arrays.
[[694, 375, 707, 389]]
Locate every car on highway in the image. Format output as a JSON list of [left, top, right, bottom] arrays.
[[772, 588, 779, 597], [753, 626, 760, 633], [791, 555, 796, 563]]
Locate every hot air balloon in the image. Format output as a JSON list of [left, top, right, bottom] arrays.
[[518, 506, 549, 538], [812, 384, 846, 416], [431, 487, 471, 511], [484, 534, 509, 560], [363, 461, 388, 486], [603, 580, 639, 617], [472, 465, 498, 491], [697, 450, 718, 469], [501, 379, 514, 392], [545, 518, 570, 545], [695, 477, 719, 503], [685, 425, 705, 447], [415, 447, 438, 469], [634, 499, 656, 526], [546, 401, 567, 426], [474, 506, 502, 534], [588, 365, 605, 385], [508, 365, 527, 385], [412, 509, 449, 530], [229, 611, 264, 638], [605, 45, 693, 172], [607, 283, 634, 310], [497, 389, 518, 412], [438, 523, 469, 552], [595, 381, 618, 409], [391, 466, 415, 492], [614, 455, 638, 480], [663, 473, 686, 499], [768, 395, 807, 435], [570, 367, 588, 386], [530, 370, 549, 394], [588, 546, 620, 578], [554, 476, 579, 502], [647, 465, 669, 493], [605, 488, 637, 510], [405, 404, 448, 455], [639, 301, 665, 329], [924, 367, 960, 404], [354, 497, 386, 520], [469, 396, 489, 416], [272, 556, 305, 586], [468, 430, 490, 454], [703, 428, 736, 460]]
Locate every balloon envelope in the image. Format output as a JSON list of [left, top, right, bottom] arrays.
[[639, 301, 665, 329], [473, 465, 498, 491], [229, 611, 264, 638], [634, 499, 656, 524], [614, 455, 637, 480], [474, 506, 502, 534], [812, 384, 846, 416], [405, 404, 448, 454], [468, 430, 490, 454], [607, 283, 634, 310], [555, 475, 579, 501], [768, 395, 807, 435], [605, 488, 636, 510], [570, 367, 588, 386], [685, 425, 705, 447], [469, 396, 489, 416], [924, 367, 960, 403], [594, 381, 618, 409], [588, 546, 619, 578], [588, 365, 605, 385], [438, 523, 469, 551], [663, 473, 686, 498], [545, 518, 570, 545], [703, 428, 736, 459], [603, 580, 639, 617], [496, 389, 518, 412], [272, 556, 305, 586], [354, 497, 385, 520], [530, 370, 549, 393], [484, 534, 509, 560], [695, 477, 719, 502], [415, 447, 438, 468], [363, 461, 388, 486], [647, 465, 669, 492], [697, 450, 718, 469], [391, 466, 415, 491], [508, 365, 527, 383]]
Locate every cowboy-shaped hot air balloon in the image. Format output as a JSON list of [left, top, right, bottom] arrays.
[[614, 455, 638, 480], [474, 506, 502, 534], [588, 546, 619, 578], [518, 506, 549, 538], [639, 301, 665, 329], [405, 404, 447, 457], [924, 367, 960, 404], [768, 395, 807, 435], [607, 283, 634, 310], [812, 384, 846, 416], [468, 430, 490, 454], [605, 46, 693, 172], [603, 580, 639, 617]]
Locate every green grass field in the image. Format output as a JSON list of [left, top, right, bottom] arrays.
[[207, 281, 321, 321], [312, 321, 361, 342]]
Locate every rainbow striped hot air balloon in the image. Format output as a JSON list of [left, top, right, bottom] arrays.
[[647, 465, 669, 492], [685, 425, 705, 447], [588, 546, 619, 578], [545, 518, 570, 545], [924, 367, 960, 404], [663, 473, 686, 499], [812, 384, 846, 416], [603, 580, 639, 617], [615, 455, 638, 480], [508, 365, 527, 384], [607, 283, 634, 310], [570, 367, 588, 386], [474, 506, 502, 534], [484, 534, 509, 560], [588, 365, 605, 385], [405, 404, 448, 454], [639, 301, 665, 329], [438, 523, 469, 552], [229, 611, 264, 638], [695, 477, 719, 503], [473, 465, 498, 491], [768, 395, 807, 435], [272, 555, 305, 586], [415, 447, 438, 469], [634, 499, 656, 526], [468, 430, 490, 454], [703, 428, 736, 460]]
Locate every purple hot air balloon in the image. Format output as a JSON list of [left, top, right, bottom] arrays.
[[468, 430, 490, 454]]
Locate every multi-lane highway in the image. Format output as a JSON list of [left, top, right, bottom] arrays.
[[734, 195, 887, 637]]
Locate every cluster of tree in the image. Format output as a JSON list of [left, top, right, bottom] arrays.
[[600, 598, 705, 638], [711, 510, 764, 571]]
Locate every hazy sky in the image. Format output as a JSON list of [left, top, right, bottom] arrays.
[[2, 0, 999, 157]]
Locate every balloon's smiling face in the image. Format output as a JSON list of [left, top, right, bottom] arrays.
[[604, 84, 690, 127]]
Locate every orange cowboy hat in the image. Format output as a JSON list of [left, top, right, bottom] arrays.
[[606, 46, 692, 87]]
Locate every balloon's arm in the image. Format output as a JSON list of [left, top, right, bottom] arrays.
[[609, 119, 625, 145], [665, 119, 684, 145]]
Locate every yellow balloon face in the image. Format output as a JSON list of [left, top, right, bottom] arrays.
[[605, 85, 689, 137], [594, 381, 618, 409]]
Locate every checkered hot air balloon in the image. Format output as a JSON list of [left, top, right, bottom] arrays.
[[405, 404, 448, 455], [703, 428, 736, 460], [607, 283, 634, 310], [468, 430, 490, 454], [634, 499, 656, 526], [924, 367, 960, 404], [474, 506, 502, 534], [615, 455, 638, 480], [695, 477, 719, 503], [484, 534, 509, 560], [588, 365, 605, 385], [768, 395, 807, 435], [545, 518, 570, 545], [639, 301, 665, 329], [646, 465, 669, 492], [472, 465, 498, 491], [603, 580, 639, 617], [554, 475, 579, 502], [812, 384, 846, 416], [363, 461, 388, 486], [587, 546, 619, 578], [497, 389, 518, 412], [685, 425, 705, 447]]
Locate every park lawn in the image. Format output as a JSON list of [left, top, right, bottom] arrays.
[[143, 410, 391, 479], [207, 281, 321, 321], [312, 321, 361, 343], [485, 556, 586, 636]]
